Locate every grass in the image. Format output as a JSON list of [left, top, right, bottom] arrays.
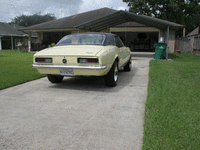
[[0, 50, 45, 90], [143, 53, 200, 149], [1, 50, 200, 148]]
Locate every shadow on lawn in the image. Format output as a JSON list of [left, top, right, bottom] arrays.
[[168, 53, 180, 59]]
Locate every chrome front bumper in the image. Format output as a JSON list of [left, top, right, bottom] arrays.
[[32, 64, 107, 70]]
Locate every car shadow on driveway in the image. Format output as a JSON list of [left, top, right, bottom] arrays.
[[48, 67, 138, 93]]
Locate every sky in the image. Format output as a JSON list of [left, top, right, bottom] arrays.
[[0, 0, 129, 23]]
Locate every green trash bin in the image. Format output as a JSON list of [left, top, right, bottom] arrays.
[[154, 43, 167, 60]]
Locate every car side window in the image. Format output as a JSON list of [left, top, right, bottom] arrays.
[[115, 36, 124, 48]]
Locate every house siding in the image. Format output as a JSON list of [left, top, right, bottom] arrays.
[[163, 29, 175, 53]]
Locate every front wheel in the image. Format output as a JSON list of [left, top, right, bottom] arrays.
[[47, 74, 63, 83], [104, 60, 118, 87]]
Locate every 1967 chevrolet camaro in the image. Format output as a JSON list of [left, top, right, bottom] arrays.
[[32, 32, 131, 87]]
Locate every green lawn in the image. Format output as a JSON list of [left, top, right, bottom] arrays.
[[1, 50, 200, 148], [143, 54, 200, 149], [0, 50, 45, 90]]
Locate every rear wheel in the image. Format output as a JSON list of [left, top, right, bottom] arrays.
[[124, 57, 131, 71], [104, 60, 118, 87], [47, 74, 63, 83]]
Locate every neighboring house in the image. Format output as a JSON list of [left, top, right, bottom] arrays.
[[187, 27, 200, 52], [21, 7, 185, 53], [0, 22, 37, 50], [187, 27, 199, 38]]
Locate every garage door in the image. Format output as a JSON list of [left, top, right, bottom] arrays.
[[112, 32, 158, 52]]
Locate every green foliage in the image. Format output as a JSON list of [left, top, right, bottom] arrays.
[[51, 43, 56, 47], [143, 54, 200, 149], [0, 50, 45, 90], [11, 13, 56, 27], [123, 0, 200, 35]]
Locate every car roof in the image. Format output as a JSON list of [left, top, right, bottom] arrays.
[[71, 32, 115, 36], [67, 32, 116, 46]]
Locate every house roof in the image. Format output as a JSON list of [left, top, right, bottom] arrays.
[[187, 27, 199, 37], [21, 8, 117, 31], [76, 10, 185, 31], [0, 22, 26, 36], [21, 7, 184, 32], [0, 22, 37, 37]]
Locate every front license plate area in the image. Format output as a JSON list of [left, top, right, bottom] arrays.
[[60, 68, 73, 76]]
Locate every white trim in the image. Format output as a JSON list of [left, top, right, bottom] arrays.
[[110, 27, 159, 32]]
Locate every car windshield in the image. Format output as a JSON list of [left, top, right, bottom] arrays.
[[56, 34, 106, 46]]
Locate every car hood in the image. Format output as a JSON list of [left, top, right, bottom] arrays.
[[34, 45, 104, 57]]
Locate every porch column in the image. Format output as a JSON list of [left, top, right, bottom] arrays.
[[183, 28, 186, 37], [28, 32, 32, 52], [37, 32, 43, 43], [0, 36, 2, 50], [11, 36, 14, 49], [166, 26, 169, 60]]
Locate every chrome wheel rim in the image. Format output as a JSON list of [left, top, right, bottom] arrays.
[[114, 63, 118, 82]]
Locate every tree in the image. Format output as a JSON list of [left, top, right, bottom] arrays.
[[11, 13, 56, 27], [123, 0, 200, 35]]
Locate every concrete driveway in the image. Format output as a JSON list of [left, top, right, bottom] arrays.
[[0, 53, 154, 150]]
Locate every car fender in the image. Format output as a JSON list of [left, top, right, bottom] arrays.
[[97, 46, 119, 71]]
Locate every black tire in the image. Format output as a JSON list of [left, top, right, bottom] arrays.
[[104, 60, 118, 87], [124, 57, 131, 71], [47, 74, 64, 83]]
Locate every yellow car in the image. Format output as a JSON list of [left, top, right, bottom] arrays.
[[32, 32, 131, 87]]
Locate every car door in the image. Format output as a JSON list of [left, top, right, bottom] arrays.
[[114, 36, 129, 67]]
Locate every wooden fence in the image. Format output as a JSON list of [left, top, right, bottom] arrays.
[[193, 37, 200, 51], [175, 37, 200, 54], [175, 37, 191, 53]]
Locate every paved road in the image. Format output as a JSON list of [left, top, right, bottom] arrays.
[[0, 54, 153, 150]]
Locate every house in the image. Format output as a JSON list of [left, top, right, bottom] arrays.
[[0, 22, 37, 50], [21, 7, 185, 55], [187, 27, 200, 53], [187, 27, 199, 38]]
